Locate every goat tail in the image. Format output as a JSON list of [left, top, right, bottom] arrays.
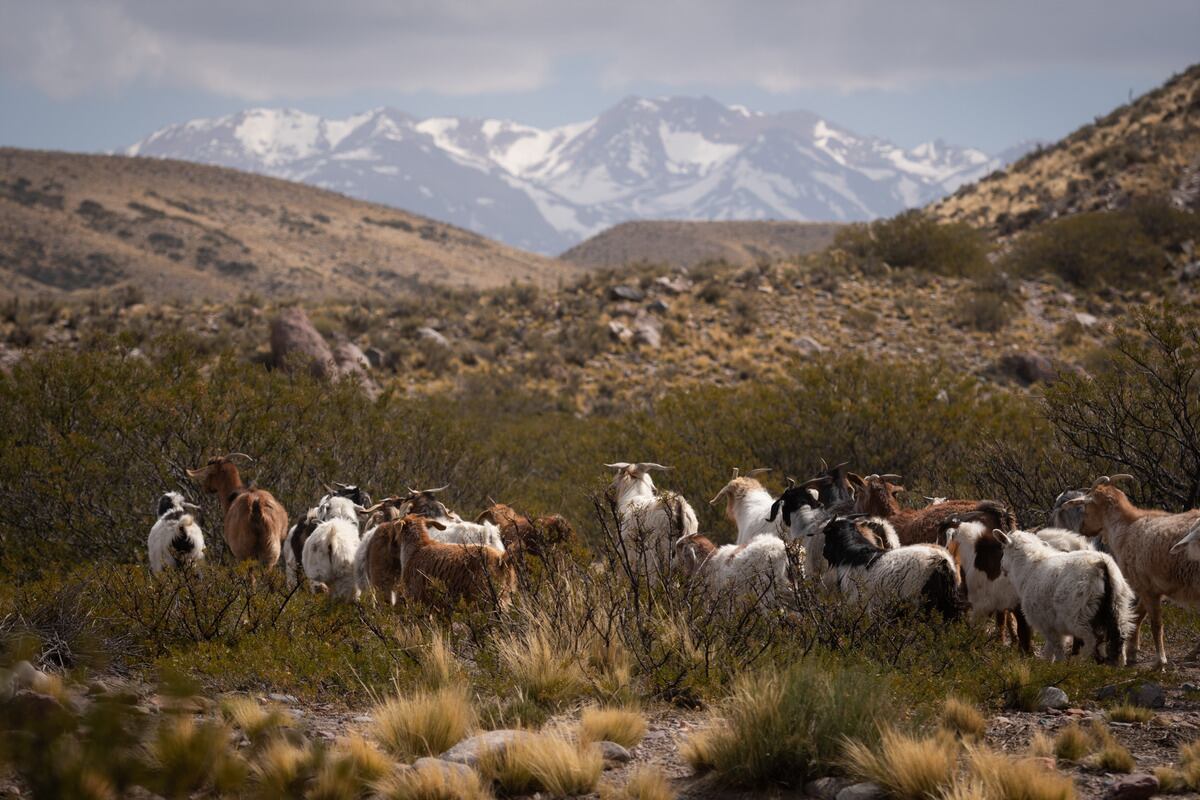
[[250, 498, 265, 524], [921, 554, 966, 622], [1094, 558, 1134, 665]]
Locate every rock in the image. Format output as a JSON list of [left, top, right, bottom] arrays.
[[1074, 312, 1099, 327], [653, 276, 692, 295], [416, 327, 451, 348], [794, 336, 826, 355], [632, 317, 662, 349], [1104, 773, 1158, 800], [1, 690, 72, 732], [994, 351, 1058, 386], [268, 693, 298, 704], [411, 757, 477, 781], [646, 298, 671, 314], [609, 285, 645, 302], [364, 346, 386, 370], [806, 776, 853, 800], [332, 342, 380, 399], [1128, 682, 1165, 709], [439, 729, 541, 767], [270, 307, 335, 379], [593, 740, 632, 766], [8, 661, 52, 695], [1038, 686, 1070, 710], [1179, 261, 1200, 282], [607, 321, 634, 344], [1183, 682, 1199, 693], [837, 781, 886, 800]]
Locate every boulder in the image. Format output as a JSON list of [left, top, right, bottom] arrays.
[[438, 729, 541, 767], [994, 351, 1057, 386], [632, 317, 662, 349], [270, 307, 335, 378], [836, 782, 885, 800], [1038, 686, 1070, 710], [646, 298, 671, 314], [1104, 773, 1158, 800], [592, 740, 632, 766], [1128, 682, 1166, 709], [1, 690, 72, 733], [608, 321, 634, 344], [1074, 312, 1099, 327], [794, 336, 826, 355], [416, 327, 451, 348], [609, 285, 646, 302], [806, 776, 854, 800], [653, 276, 692, 295], [411, 757, 477, 782], [332, 342, 380, 399], [365, 346, 386, 370]]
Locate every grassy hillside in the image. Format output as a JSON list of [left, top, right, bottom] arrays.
[[0, 148, 580, 300], [931, 63, 1200, 235], [560, 219, 840, 268]]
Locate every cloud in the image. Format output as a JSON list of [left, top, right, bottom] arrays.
[[1, 0, 1196, 100]]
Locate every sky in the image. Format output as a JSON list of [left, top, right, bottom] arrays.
[[0, 0, 1196, 155]]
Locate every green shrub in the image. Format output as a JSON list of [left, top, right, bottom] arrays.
[[834, 210, 991, 277], [1003, 209, 1170, 288]]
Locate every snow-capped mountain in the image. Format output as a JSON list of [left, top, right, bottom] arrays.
[[127, 97, 1032, 254]]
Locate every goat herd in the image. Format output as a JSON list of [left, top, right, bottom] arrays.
[[145, 455, 1200, 669]]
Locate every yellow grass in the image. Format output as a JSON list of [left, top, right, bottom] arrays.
[[579, 706, 648, 748], [1106, 704, 1154, 723], [600, 766, 676, 800], [1053, 723, 1093, 762], [495, 626, 587, 707], [1089, 722, 1135, 773], [250, 739, 315, 799], [418, 630, 465, 690], [940, 696, 987, 740], [478, 733, 604, 797], [967, 747, 1077, 800], [371, 685, 476, 762], [219, 697, 294, 748], [1154, 766, 1187, 794], [679, 727, 719, 772], [374, 762, 493, 800], [844, 729, 958, 800], [308, 734, 393, 800], [1027, 731, 1054, 759]]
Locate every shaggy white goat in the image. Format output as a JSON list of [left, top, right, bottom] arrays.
[[605, 462, 699, 579], [994, 528, 1134, 664], [674, 532, 790, 609], [148, 492, 205, 575], [302, 495, 364, 599], [709, 468, 783, 545]]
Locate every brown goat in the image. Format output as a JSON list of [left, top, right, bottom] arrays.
[[476, 503, 576, 559], [856, 474, 1015, 546], [187, 454, 288, 566], [389, 514, 515, 610]]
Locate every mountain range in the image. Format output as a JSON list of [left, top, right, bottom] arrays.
[[127, 96, 1036, 254]]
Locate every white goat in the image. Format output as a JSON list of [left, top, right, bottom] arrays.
[[148, 492, 205, 575], [807, 516, 962, 619], [675, 532, 790, 609], [994, 528, 1134, 664], [709, 468, 784, 545], [605, 462, 699, 579], [302, 495, 364, 599], [430, 519, 505, 552]]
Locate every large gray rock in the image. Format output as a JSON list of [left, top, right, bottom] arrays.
[[1128, 682, 1165, 709], [806, 776, 853, 800], [592, 740, 632, 766], [994, 351, 1057, 386], [609, 285, 645, 302], [438, 729, 540, 767], [1038, 686, 1070, 710], [837, 782, 885, 800], [332, 342, 380, 399], [411, 757, 477, 781], [653, 276, 692, 295], [270, 307, 335, 378], [632, 317, 662, 349], [1104, 773, 1158, 800], [416, 326, 451, 348]]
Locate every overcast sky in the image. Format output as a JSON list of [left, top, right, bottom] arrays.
[[1, 0, 1196, 153]]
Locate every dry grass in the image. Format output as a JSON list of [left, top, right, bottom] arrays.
[[1089, 722, 1135, 773], [496, 626, 587, 707], [843, 729, 958, 800], [374, 762, 493, 800], [250, 739, 316, 799], [940, 696, 987, 740], [371, 685, 476, 762], [147, 716, 246, 798], [967, 747, 1077, 800], [477, 732, 603, 797], [417, 630, 465, 690], [308, 734, 393, 800], [579, 706, 647, 748], [1154, 766, 1188, 794], [600, 766, 676, 800], [1053, 723, 1093, 762], [1106, 704, 1155, 723], [1027, 731, 1054, 759], [220, 697, 294, 749]]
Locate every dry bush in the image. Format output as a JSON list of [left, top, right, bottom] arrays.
[[967, 747, 1077, 800], [309, 735, 392, 800], [600, 766, 676, 800], [1053, 723, 1093, 762], [579, 706, 647, 748], [374, 762, 492, 800], [220, 697, 295, 751], [371, 685, 476, 762], [477, 733, 603, 797], [940, 696, 987, 740], [843, 729, 958, 800], [1106, 704, 1155, 723], [1089, 723, 1134, 773]]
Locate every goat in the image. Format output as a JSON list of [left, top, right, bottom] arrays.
[[945, 520, 1097, 652], [674, 531, 790, 609], [285, 485, 370, 588], [302, 495, 366, 599], [994, 528, 1135, 665], [476, 503, 576, 561], [807, 515, 964, 620], [355, 503, 405, 604], [1049, 489, 1088, 532], [855, 474, 1015, 546], [1064, 475, 1200, 665], [605, 462, 699, 578], [769, 478, 899, 553], [709, 467, 783, 545], [186, 453, 289, 567], [148, 492, 205, 575], [394, 515, 515, 610]]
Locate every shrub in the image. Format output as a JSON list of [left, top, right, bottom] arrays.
[[494, 626, 587, 709], [940, 696, 987, 740], [371, 685, 476, 762], [843, 729, 958, 800], [1106, 704, 1155, 723], [579, 706, 647, 748], [1090, 722, 1135, 773], [1154, 766, 1187, 794], [834, 210, 991, 277], [680, 659, 894, 787], [310, 736, 391, 800], [1002, 210, 1169, 288], [477, 733, 603, 797], [1054, 723, 1093, 762]]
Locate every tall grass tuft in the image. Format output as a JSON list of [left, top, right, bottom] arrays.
[[1090, 722, 1135, 773], [967, 747, 1077, 800], [1106, 704, 1154, 723], [374, 761, 492, 800], [1053, 723, 1092, 762], [220, 697, 295, 750], [843, 729, 958, 800], [495, 625, 587, 708], [600, 766, 676, 800], [371, 685, 476, 762], [680, 659, 893, 787], [940, 696, 987, 740], [477, 733, 603, 797], [579, 706, 647, 748]]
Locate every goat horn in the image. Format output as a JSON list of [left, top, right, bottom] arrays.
[[1091, 476, 1112, 489], [634, 463, 671, 472], [604, 462, 632, 470], [1110, 473, 1135, 485], [224, 452, 254, 462], [709, 485, 731, 505], [878, 474, 903, 482], [731, 467, 740, 479], [746, 468, 772, 478], [800, 475, 830, 489], [832, 461, 850, 472], [865, 473, 879, 481], [785, 477, 796, 489], [820, 457, 829, 472]]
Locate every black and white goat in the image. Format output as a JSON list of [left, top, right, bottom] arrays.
[[148, 492, 205, 575]]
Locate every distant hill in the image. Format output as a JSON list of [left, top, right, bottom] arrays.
[[559, 220, 841, 269], [931, 64, 1200, 234], [0, 148, 576, 300]]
